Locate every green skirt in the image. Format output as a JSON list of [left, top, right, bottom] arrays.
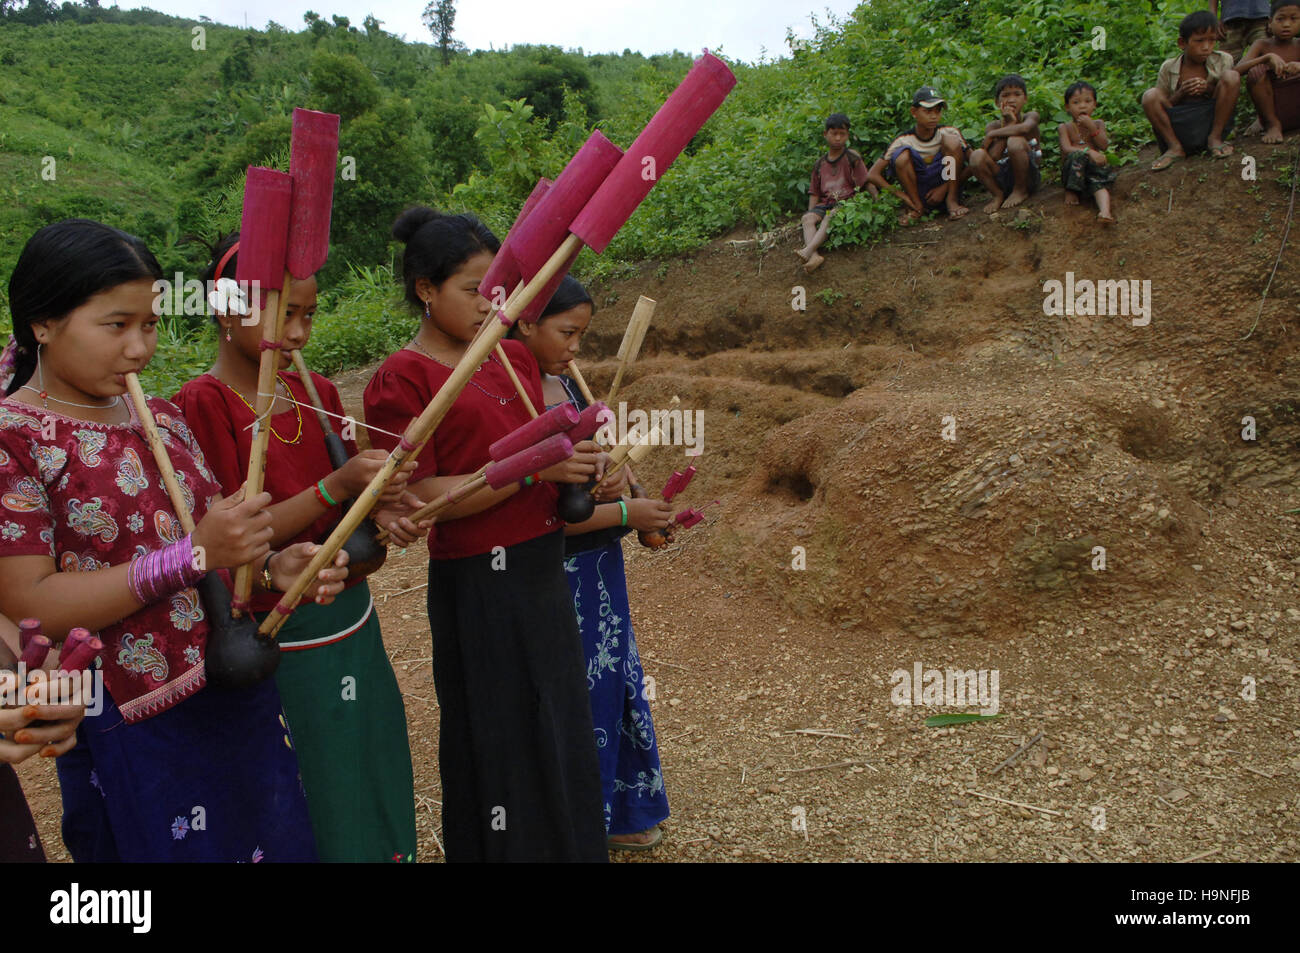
[[260, 581, 417, 862]]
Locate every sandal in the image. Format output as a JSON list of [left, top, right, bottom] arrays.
[[1209, 142, 1234, 159], [1151, 150, 1183, 172], [608, 826, 664, 852]]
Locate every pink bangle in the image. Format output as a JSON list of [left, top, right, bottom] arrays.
[[127, 534, 205, 606]]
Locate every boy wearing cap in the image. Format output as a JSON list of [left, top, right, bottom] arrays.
[[968, 74, 1042, 213], [866, 86, 971, 222], [798, 112, 871, 273]]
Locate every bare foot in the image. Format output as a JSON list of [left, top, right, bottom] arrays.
[[1064, 191, 1081, 206], [1245, 117, 1263, 136], [803, 252, 825, 273], [982, 189, 1005, 214], [947, 201, 970, 219], [1262, 124, 1284, 144], [1002, 188, 1029, 209], [795, 246, 811, 262], [897, 208, 922, 226]]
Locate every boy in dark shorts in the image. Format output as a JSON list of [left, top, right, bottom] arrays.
[[1236, 1, 1300, 142], [1212, 0, 1271, 58], [1142, 9, 1241, 169], [866, 86, 970, 223], [968, 74, 1042, 213], [798, 112, 871, 273]]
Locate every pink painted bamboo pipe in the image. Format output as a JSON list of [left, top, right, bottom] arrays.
[[479, 177, 552, 302], [287, 108, 341, 279], [488, 403, 580, 462], [571, 53, 736, 254], [485, 433, 575, 489]]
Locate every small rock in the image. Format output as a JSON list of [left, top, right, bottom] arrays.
[[1077, 767, 1096, 781], [668, 697, 682, 707], [765, 784, 781, 794]]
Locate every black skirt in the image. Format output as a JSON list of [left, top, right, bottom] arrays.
[[426, 530, 607, 862], [0, 763, 45, 862]]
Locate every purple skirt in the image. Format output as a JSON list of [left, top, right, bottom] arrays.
[[57, 676, 317, 863]]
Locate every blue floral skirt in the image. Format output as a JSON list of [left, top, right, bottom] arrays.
[[564, 540, 671, 835], [57, 675, 317, 862]]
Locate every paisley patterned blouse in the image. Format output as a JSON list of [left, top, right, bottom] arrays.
[[0, 395, 223, 723]]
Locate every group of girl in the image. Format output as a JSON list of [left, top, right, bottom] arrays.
[[0, 207, 676, 863]]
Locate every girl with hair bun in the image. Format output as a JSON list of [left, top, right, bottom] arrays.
[[365, 206, 609, 862], [0, 217, 347, 862]]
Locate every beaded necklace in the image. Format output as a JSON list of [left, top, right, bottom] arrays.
[[222, 373, 303, 444], [408, 338, 517, 406]]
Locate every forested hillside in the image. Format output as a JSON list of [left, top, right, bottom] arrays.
[[1, 0, 1200, 393]]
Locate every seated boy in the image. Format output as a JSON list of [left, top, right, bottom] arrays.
[[1236, 1, 1300, 143], [798, 112, 871, 273], [1213, 0, 1272, 59], [968, 74, 1042, 213], [1059, 81, 1119, 224], [866, 86, 970, 223], [1142, 9, 1241, 168]]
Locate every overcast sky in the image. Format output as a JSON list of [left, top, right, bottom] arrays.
[[131, 0, 863, 63]]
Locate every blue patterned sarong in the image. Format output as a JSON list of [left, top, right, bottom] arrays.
[[564, 541, 671, 836]]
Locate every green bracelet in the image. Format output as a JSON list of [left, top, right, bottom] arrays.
[[316, 479, 338, 507], [617, 499, 628, 527]]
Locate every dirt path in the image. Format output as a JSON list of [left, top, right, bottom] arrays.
[[17, 139, 1300, 862]]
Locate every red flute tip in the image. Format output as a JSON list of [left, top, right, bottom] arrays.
[[59, 636, 103, 675], [17, 618, 40, 652], [19, 635, 52, 670]]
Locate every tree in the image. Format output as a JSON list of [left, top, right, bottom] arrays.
[[309, 51, 381, 121], [363, 14, 382, 36], [422, 0, 457, 66], [303, 10, 329, 42]]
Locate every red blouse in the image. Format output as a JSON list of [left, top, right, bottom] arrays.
[[0, 395, 223, 723], [363, 339, 560, 560], [173, 371, 362, 614]]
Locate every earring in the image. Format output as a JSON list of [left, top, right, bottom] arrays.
[[224, 325, 232, 342], [423, 300, 431, 320]]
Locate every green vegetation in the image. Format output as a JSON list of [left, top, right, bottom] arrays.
[[1, 0, 1191, 382]]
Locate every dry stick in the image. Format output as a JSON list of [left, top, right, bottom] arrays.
[[125, 374, 197, 534], [495, 343, 538, 418], [1175, 847, 1221, 864], [233, 275, 289, 614], [1242, 146, 1299, 340], [606, 295, 656, 406], [991, 731, 1045, 775], [964, 789, 1062, 817], [261, 232, 586, 637], [792, 729, 855, 740], [788, 759, 878, 774]]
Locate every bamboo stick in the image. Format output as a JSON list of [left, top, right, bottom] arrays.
[[495, 343, 537, 419], [567, 360, 598, 406], [289, 348, 334, 436], [607, 295, 655, 405], [125, 374, 196, 534], [260, 232, 585, 636], [233, 274, 289, 612]]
